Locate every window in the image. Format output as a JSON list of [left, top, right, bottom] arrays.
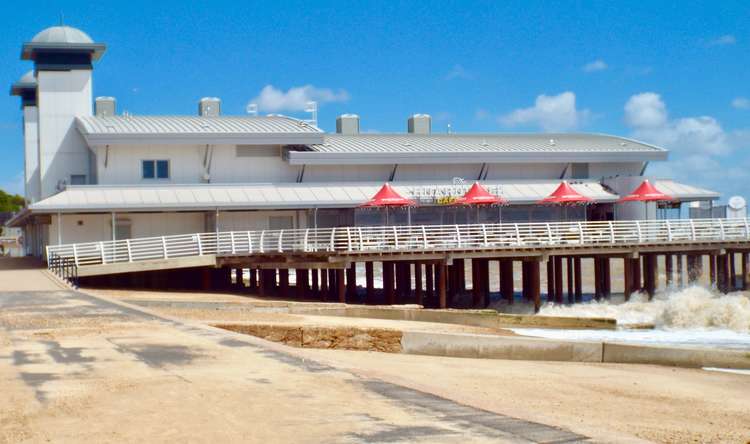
[[142, 160, 169, 179], [70, 174, 86, 185]]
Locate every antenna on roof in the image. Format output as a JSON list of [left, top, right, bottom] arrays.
[[246, 103, 258, 116], [304, 101, 317, 127]]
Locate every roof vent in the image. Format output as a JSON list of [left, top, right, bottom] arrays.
[[95, 96, 116, 117], [198, 97, 221, 117], [336, 114, 360, 135], [408, 114, 431, 135]]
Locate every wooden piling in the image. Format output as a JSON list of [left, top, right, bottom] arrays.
[[602, 257, 611, 298], [383, 261, 395, 305], [623, 257, 633, 301], [472, 259, 481, 307], [644, 254, 656, 299], [335, 268, 345, 302], [553, 256, 563, 303], [676, 254, 684, 288], [320, 269, 329, 301], [365, 262, 375, 304], [346, 262, 357, 301], [500, 259, 514, 304], [425, 262, 434, 302], [311, 269, 319, 297], [709, 254, 717, 288], [566, 257, 574, 303], [278, 268, 289, 299], [633, 257, 642, 291], [414, 261, 423, 305], [742, 252, 748, 291], [729, 252, 737, 291], [665, 253, 673, 287], [437, 262, 447, 309], [594, 258, 602, 301], [546, 258, 555, 302], [328, 269, 336, 300], [454, 258, 466, 293], [525, 260, 541, 313], [574, 257, 582, 302]]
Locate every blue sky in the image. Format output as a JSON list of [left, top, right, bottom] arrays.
[[1, 0, 748, 200]]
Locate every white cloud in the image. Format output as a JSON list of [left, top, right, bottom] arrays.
[[625, 92, 730, 155], [251, 85, 350, 112], [582, 59, 607, 72], [474, 108, 490, 120], [445, 64, 473, 80], [732, 97, 750, 110], [499, 91, 590, 131], [708, 34, 736, 46]]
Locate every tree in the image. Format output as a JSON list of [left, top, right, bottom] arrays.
[[0, 189, 25, 213]]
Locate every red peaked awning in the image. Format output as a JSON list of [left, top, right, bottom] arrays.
[[618, 180, 673, 202], [538, 181, 594, 204], [360, 183, 415, 207], [453, 182, 506, 205]]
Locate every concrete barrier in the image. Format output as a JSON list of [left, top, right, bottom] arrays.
[[602, 342, 750, 369], [401, 331, 604, 362], [291, 305, 616, 331]]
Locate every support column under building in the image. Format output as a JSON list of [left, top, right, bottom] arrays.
[[623, 257, 633, 301], [365, 262, 375, 304], [499, 259, 514, 304], [414, 261, 423, 306], [437, 262, 447, 309], [574, 257, 582, 302], [346, 262, 357, 302], [383, 261, 395, 305]]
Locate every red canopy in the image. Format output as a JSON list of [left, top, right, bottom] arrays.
[[360, 183, 415, 207], [453, 182, 506, 205], [538, 181, 593, 204], [618, 180, 672, 202]]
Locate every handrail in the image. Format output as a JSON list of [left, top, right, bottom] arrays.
[[46, 218, 750, 270]]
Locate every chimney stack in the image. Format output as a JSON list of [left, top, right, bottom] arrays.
[[407, 114, 431, 135], [95, 96, 116, 117], [336, 114, 360, 135], [198, 97, 221, 117]]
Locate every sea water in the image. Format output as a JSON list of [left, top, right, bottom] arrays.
[[511, 287, 750, 350]]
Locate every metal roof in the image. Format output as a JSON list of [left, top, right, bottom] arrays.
[[653, 180, 720, 201], [287, 133, 668, 165], [29, 180, 620, 213], [76, 115, 324, 146], [31, 26, 94, 44]]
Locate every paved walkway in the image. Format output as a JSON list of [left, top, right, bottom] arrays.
[[0, 259, 585, 443]]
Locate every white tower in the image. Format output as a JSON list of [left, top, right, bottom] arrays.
[[21, 25, 106, 198], [10, 70, 40, 203]]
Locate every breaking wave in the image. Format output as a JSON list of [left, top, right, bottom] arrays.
[[538, 286, 750, 332]]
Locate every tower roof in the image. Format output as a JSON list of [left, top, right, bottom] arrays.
[[21, 25, 106, 61], [10, 70, 36, 98]]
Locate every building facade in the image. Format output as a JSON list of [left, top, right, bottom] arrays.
[[8, 25, 718, 258]]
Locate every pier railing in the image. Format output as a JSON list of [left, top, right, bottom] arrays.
[[46, 218, 750, 269]]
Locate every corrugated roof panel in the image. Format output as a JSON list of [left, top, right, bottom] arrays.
[[76, 115, 322, 135]]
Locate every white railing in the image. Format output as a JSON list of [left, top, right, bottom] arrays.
[[46, 218, 750, 269]]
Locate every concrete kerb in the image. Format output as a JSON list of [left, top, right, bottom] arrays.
[[289, 305, 616, 331]]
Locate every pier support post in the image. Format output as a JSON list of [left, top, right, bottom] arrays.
[[665, 254, 673, 287], [454, 259, 466, 293], [566, 257, 574, 304], [365, 262, 375, 304], [249, 268, 257, 291], [574, 257, 582, 302], [311, 269, 319, 297], [742, 252, 748, 291], [633, 257, 642, 291], [602, 257, 611, 298], [335, 268, 346, 303], [623, 257, 633, 301], [437, 262, 447, 309], [553, 256, 563, 303], [523, 259, 541, 313], [320, 269, 329, 301], [594, 258, 602, 301], [346, 262, 357, 302], [234, 268, 244, 288], [729, 252, 737, 291], [709, 254, 717, 288], [278, 268, 289, 299], [676, 254, 684, 288], [383, 261, 395, 305], [500, 259, 514, 304], [717, 254, 729, 294], [425, 262, 434, 304], [472, 259, 481, 307], [414, 261, 423, 306], [546, 258, 555, 302], [644, 254, 657, 300], [328, 269, 336, 301]]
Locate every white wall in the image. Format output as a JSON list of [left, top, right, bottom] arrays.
[[23, 106, 40, 203], [37, 70, 92, 198], [96, 144, 299, 184], [589, 162, 644, 179], [216, 210, 306, 231], [395, 163, 483, 181], [303, 164, 393, 182], [485, 163, 567, 180]]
